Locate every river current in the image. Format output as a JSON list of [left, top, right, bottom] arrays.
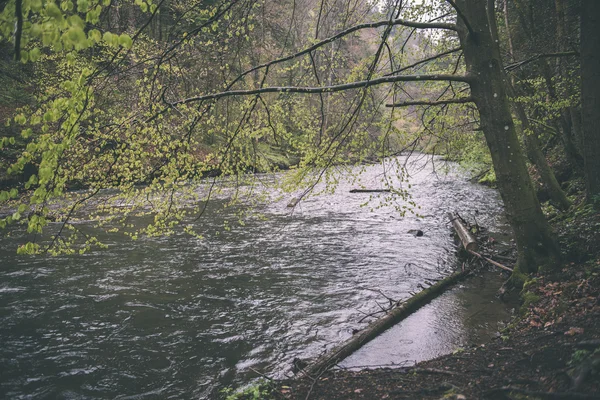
[[0, 155, 512, 399]]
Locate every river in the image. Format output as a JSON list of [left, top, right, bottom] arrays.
[[0, 155, 513, 399]]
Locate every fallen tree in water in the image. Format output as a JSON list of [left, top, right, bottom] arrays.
[[448, 212, 478, 252], [298, 213, 514, 379], [448, 212, 513, 273], [297, 267, 472, 379]]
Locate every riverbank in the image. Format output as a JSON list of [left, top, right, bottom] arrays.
[[231, 190, 600, 399]]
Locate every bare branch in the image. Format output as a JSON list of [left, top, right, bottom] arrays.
[[172, 74, 472, 106], [386, 96, 474, 108], [385, 47, 462, 77], [227, 17, 457, 88], [505, 51, 578, 71]]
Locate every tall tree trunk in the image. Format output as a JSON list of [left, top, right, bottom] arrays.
[[581, 0, 600, 201], [503, 0, 515, 64], [516, 101, 571, 210], [511, 0, 583, 170], [456, 0, 561, 282], [540, 58, 583, 170], [495, 0, 571, 210]]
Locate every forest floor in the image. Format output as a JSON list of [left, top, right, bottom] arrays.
[[239, 182, 600, 400]]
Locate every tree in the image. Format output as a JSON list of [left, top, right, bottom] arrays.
[[0, 0, 563, 282], [581, 0, 600, 202], [453, 0, 560, 279]]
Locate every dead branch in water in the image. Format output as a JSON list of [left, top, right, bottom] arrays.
[[349, 189, 391, 193], [297, 269, 471, 379]]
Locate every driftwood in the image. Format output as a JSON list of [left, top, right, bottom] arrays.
[[448, 213, 513, 273], [349, 189, 391, 193], [467, 249, 513, 272], [297, 268, 471, 379], [448, 212, 478, 252]]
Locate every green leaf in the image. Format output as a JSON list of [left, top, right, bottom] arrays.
[[46, 3, 63, 19], [119, 34, 133, 49], [88, 29, 101, 43], [14, 114, 27, 124], [29, 47, 41, 62], [30, 0, 43, 12], [77, 0, 89, 12]]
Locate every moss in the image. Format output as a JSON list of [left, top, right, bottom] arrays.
[[478, 169, 497, 186], [520, 291, 541, 314], [508, 266, 529, 290]]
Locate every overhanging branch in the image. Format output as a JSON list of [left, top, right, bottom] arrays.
[[386, 97, 474, 108], [505, 51, 578, 71], [172, 74, 472, 106], [228, 17, 457, 88], [384, 47, 462, 77]]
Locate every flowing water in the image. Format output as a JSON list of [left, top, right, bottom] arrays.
[[0, 156, 513, 399]]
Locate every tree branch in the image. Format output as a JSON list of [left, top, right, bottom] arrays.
[[386, 97, 474, 108], [14, 0, 23, 61], [227, 17, 457, 88], [505, 51, 578, 71], [384, 47, 462, 77], [172, 74, 472, 106]]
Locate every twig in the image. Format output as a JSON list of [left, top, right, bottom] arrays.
[[468, 249, 513, 272], [249, 367, 273, 381], [411, 367, 458, 376]]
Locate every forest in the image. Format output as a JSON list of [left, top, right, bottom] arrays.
[[1, 0, 599, 399]]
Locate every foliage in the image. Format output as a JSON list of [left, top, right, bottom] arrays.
[[0, 0, 588, 263], [0, 0, 421, 254], [220, 380, 279, 400]]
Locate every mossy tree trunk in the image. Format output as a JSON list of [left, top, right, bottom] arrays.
[[456, 0, 561, 280]]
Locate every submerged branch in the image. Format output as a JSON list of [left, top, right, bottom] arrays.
[[297, 268, 472, 379]]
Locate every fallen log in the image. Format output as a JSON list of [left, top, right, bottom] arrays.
[[447, 213, 513, 272], [447, 212, 478, 252], [297, 268, 471, 379], [349, 189, 391, 193]]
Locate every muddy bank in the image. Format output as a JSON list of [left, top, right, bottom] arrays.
[[278, 281, 600, 399]]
